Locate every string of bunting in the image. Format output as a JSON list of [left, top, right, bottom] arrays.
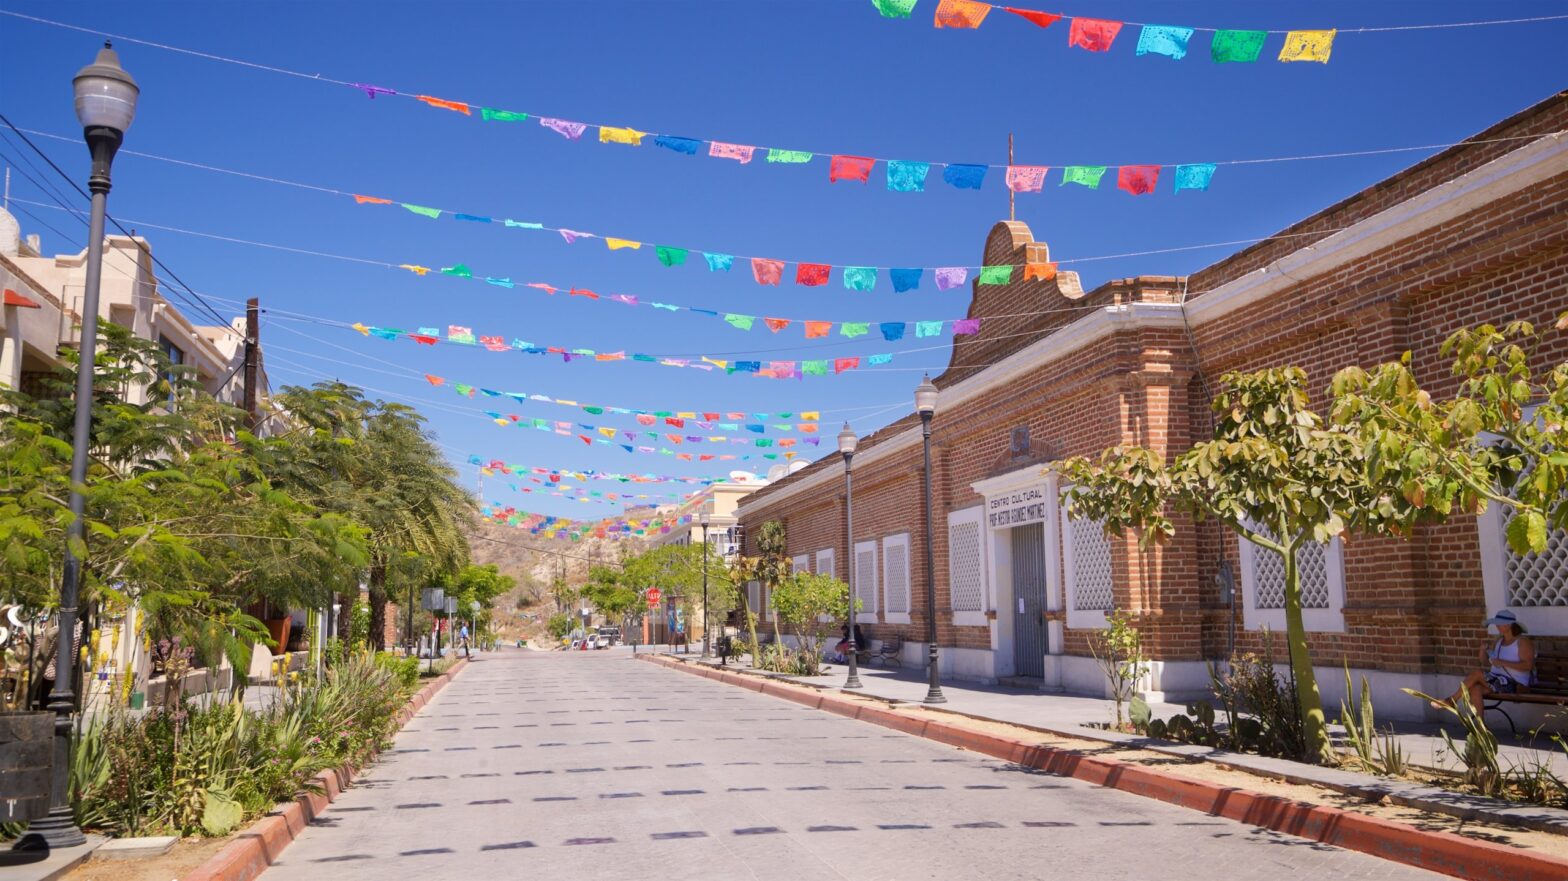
[[479, 406, 819, 457], [481, 507, 696, 539], [878, 0, 1341, 64], [439, 377, 822, 434], [358, 322, 934, 379], [465, 458, 723, 486]]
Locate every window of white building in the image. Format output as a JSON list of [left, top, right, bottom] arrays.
[[1236, 518, 1346, 633]]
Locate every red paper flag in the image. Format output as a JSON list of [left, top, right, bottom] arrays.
[[1117, 165, 1160, 195], [751, 258, 785, 286], [352, 194, 393, 205], [425, 374, 445, 386], [703, 412, 720, 421], [834, 357, 861, 374], [934, 0, 992, 29], [665, 417, 686, 428], [764, 318, 792, 333], [700, 455, 715, 462], [569, 288, 600, 299], [677, 453, 693, 462], [1005, 7, 1060, 29], [411, 335, 438, 345], [1068, 17, 1123, 52], [578, 435, 592, 444], [795, 263, 831, 286], [804, 321, 832, 339], [829, 155, 876, 184]]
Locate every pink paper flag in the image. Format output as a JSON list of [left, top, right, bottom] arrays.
[[953, 318, 982, 336], [540, 118, 587, 140], [1068, 17, 1123, 52], [1005, 165, 1049, 193], [751, 258, 785, 286], [1117, 165, 1160, 195], [829, 155, 876, 183], [709, 141, 756, 164]]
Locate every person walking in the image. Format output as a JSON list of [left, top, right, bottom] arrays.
[[459, 622, 472, 659]]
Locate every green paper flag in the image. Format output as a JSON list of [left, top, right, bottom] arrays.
[[1060, 166, 1108, 189], [583, 406, 604, 415], [978, 265, 1013, 285], [1211, 29, 1267, 63], [803, 360, 829, 376], [441, 263, 473, 278], [656, 246, 689, 267], [480, 107, 528, 122], [842, 267, 877, 291], [840, 322, 870, 338], [766, 149, 814, 164], [872, 0, 918, 18], [755, 439, 774, 448], [402, 203, 442, 219], [725, 314, 756, 331]]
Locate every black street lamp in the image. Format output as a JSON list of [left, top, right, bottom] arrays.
[[32, 42, 139, 851], [916, 375, 946, 704], [700, 512, 711, 659], [837, 422, 862, 690]]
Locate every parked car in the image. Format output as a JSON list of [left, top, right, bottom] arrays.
[[593, 633, 612, 650]]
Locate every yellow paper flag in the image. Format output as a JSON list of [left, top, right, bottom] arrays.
[[677, 411, 697, 419], [351, 322, 370, 336], [1278, 29, 1335, 63], [800, 411, 821, 421], [598, 427, 617, 438], [605, 238, 642, 250], [599, 126, 647, 146], [398, 264, 432, 276]]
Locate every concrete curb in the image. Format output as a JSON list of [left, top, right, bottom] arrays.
[[641, 653, 1568, 881], [181, 659, 469, 881]]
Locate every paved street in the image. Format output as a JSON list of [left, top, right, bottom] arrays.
[[261, 649, 1443, 880]]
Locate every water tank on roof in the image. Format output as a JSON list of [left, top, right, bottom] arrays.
[[766, 464, 787, 481], [0, 207, 20, 257], [788, 459, 809, 474]]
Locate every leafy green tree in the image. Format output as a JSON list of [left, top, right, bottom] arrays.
[[769, 571, 850, 673], [1060, 368, 1443, 760]]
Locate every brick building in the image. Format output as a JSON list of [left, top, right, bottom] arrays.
[[736, 92, 1568, 722]]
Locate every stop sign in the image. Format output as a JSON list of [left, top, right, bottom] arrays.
[[646, 587, 662, 607]]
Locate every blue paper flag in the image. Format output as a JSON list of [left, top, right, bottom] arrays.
[[704, 252, 734, 272], [890, 268, 923, 292], [655, 135, 702, 155], [1173, 163, 1217, 192], [880, 322, 906, 341], [1136, 24, 1196, 60], [943, 164, 988, 190], [454, 213, 492, 223], [868, 353, 893, 365], [886, 160, 930, 192]]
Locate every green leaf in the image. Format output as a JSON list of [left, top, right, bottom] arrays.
[[201, 788, 244, 836], [1506, 510, 1549, 554]]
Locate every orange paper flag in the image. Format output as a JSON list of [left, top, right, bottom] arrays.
[[416, 95, 471, 115], [804, 321, 832, 339], [934, 0, 992, 29], [1024, 262, 1058, 281], [353, 194, 393, 205], [764, 318, 792, 333]]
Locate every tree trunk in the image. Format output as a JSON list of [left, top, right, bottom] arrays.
[[1280, 528, 1328, 760], [336, 592, 354, 647], [368, 564, 388, 653]]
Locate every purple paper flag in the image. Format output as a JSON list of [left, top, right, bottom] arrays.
[[559, 229, 591, 244], [353, 83, 397, 99], [952, 318, 982, 336], [540, 118, 587, 140], [934, 267, 969, 291]]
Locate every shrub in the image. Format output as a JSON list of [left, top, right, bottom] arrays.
[[375, 652, 420, 690]]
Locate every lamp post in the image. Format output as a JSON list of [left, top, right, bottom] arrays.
[[700, 512, 711, 659], [837, 423, 863, 689], [33, 42, 139, 851], [915, 375, 946, 704]]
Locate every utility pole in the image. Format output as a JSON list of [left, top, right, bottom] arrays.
[[242, 297, 259, 431]]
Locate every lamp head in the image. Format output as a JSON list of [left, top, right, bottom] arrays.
[[915, 374, 939, 417], [837, 422, 858, 456], [73, 41, 139, 136]]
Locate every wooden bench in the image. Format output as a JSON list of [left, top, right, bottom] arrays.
[[1484, 654, 1568, 734], [872, 634, 903, 668]]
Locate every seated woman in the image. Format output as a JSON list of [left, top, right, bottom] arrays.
[[829, 624, 868, 664], [1433, 609, 1534, 711]]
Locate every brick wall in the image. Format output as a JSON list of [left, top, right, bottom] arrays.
[[739, 92, 1568, 680]]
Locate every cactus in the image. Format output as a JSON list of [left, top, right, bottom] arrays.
[[1130, 695, 1152, 732]]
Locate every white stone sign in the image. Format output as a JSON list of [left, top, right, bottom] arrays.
[[987, 485, 1048, 528]]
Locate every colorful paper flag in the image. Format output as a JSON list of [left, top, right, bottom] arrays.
[[709, 142, 756, 163], [766, 149, 814, 163], [805, 320, 832, 338], [1117, 165, 1160, 195], [480, 108, 527, 122], [1068, 17, 1123, 52], [1005, 7, 1060, 29], [873, 0, 918, 18], [1210, 29, 1267, 63], [402, 203, 442, 219], [600, 126, 647, 145], [606, 238, 642, 250], [656, 246, 689, 267], [764, 318, 791, 333], [724, 314, 756, 331], [840, 322, 870, 339], [943, 164, 988, 190], [830, 155, 876, 183], [1136, 24, 1195, 60], [751, 258, 785, 286], [887, 160, 930, 192], [1061, 165, 1108, 189], [441, 263, 473, 278], [880, 322, 907, 341], [417, 95, 470, 115], [843, 267, 878, 291], [934, 0, 991, 28], [540, 118, 587, 140], [952, 318, 982, 335], [1024, 262, 1058, 281], [1005, 165, 1048, 192], [1279, 30, 1335, 63], [934, 267, 969, 290], [654, 135, 702, 154], [1173, 163, 1217, 192], [891, 268, 923, 292], [796, 263, 832, 286], [977, 265, 1013, 285], [704, 252, 734, 272], [353, 195, 393, 205], [916, 321, 944, 338], [834, 357, 861, 374]]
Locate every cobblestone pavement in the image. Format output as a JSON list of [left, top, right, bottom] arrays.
[[261, 650, 1443, 880]]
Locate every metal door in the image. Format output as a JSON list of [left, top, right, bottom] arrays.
[[1011, 523, 1048, 678]]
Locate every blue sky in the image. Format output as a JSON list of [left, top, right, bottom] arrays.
[[2, 0, 1565, 521]]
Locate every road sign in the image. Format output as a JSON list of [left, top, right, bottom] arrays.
[[646, 587, 662, 607]]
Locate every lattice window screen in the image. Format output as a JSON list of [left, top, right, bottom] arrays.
[[949, 520, 984, 611], [855, 544, 878, 616], [816, 549, 835, 581], [1502, 507, 1568, 607], [747, 581, 761, 614], [1064, 508, 1115, 612], [884, 538, 911, 615], [1244, 519, 1329, 610], [791, 554, 810, 576]]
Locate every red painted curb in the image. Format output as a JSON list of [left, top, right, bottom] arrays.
[[182, 659, 469, 881], [639, 654, 1568, 881]]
